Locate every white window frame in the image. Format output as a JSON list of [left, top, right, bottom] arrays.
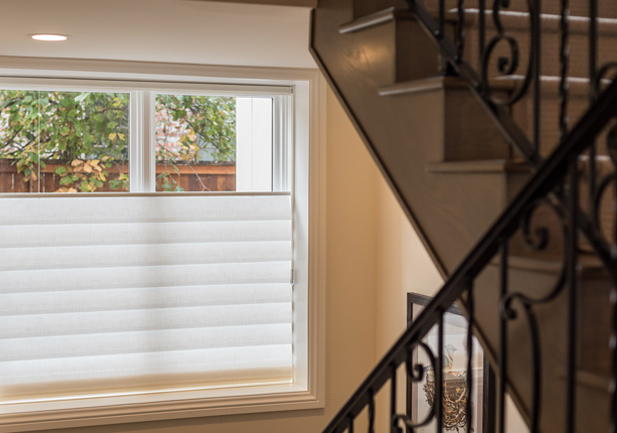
[[0, 59, 326, 432]]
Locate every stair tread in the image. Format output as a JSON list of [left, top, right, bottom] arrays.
[[427, 159, 530, 173], [339, 7, 414, 34]]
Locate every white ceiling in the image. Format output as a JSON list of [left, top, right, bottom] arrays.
[[0, 0, 316, 69]]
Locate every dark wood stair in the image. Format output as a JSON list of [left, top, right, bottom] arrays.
[[311, 0, 615, 431]]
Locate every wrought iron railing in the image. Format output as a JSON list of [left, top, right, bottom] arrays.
[[321, 0, 617, 432]]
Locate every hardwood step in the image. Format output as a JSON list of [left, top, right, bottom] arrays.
[[384, 74, 610, 159], [379, 76, 513, 161], [473, 253, 612, 433], [422, 0, 617, 19], [342, 5, 617, 83], [338, 7, 443, 83], [352, 0, 617, 22], [450, 9, 617, 81]]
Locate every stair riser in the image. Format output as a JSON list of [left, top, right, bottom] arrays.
[[442, 86, 513, 161], [457, 23, 617, 83], [578, 274, 612, 375], [357, 0, 617, 20], [421, 0, 617, 19], [511, 88, 616, 161], [342, 18, 444, 83]]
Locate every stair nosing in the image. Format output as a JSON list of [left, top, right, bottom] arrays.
[[379, 76, 451, 96], [339, 7, 414, 34]]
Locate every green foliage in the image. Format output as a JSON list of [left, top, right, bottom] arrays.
[[0, 90, 237, 193], [155, 94, 236, 164], [0, 90, 129, 191]]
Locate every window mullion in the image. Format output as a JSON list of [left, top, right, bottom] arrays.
[[143, 90, 155, 192], [129, 90, 142, 192], [272, 94, 291, 192]]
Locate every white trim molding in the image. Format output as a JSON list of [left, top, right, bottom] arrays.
[[0, 58, 326, 432]]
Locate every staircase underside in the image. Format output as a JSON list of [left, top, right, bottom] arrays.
[[311, 1, 615, 432]]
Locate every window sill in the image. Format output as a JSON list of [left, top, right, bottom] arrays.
[[0, 384, 323, 432]]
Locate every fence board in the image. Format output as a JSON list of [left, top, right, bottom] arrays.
[[0, 161, 236, 193]]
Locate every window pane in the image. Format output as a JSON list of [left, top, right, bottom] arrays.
[[155, 94, 237, 192], [0, 89, 130, 193]]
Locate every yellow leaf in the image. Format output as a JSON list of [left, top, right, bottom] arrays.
[[109, 133, 117, 140], [71, 159, 83, 167], [118, 133, 125, 140], [68, 188, 77, 193], [91, 159, 100, 166], [83, 164, 93, 173]]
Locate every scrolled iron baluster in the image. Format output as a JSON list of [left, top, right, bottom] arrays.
[[436, 314, 444, 433], [588, 0, 598, 212], [478, 0, 486, 72], [519, 197, 570, 300], [390, 363, 400, 433], [498, 239, 509, 433], [594, 122, 617, 433], [499, 295, 542, 433], [611, 281, 617, 433], [465, 284, 474, 433], [612, 116, 617, 433], [480, 0, 539, 107], [368, 390, 376, 433], [559, 0, 570, 141], [591, 123, 617, 244], [565, 158, 579, 433], [455, 0, 466, 62], [592, 62, 617, 100], [498, 196, 571, 433], [393, 343, 439, 432]]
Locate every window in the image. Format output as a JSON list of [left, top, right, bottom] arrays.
[[0, 87, 289, 194], [0, 70, 323, 431]]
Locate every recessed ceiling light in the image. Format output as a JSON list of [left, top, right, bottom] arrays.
[[30, 34, 70, 42]]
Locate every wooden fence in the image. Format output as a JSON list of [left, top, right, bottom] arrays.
[[0, 161, 236, 193]]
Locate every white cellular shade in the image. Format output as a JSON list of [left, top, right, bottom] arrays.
[[0, 194, 293, 403]]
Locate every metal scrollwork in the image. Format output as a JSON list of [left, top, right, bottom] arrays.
[[518, 197, 570, 304], [480, 0, 538, 106], [592, 62, 617, 100], [591, 122, 617, 246], [497, 196, 571, 433], [391, 342, 438, 432]]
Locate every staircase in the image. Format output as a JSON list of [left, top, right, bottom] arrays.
[[310, 0, 617, 432]]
